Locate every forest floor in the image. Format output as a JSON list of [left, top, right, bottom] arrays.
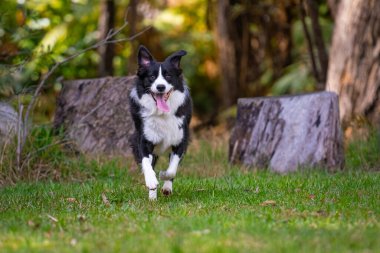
[[0, 131, 379, 253]]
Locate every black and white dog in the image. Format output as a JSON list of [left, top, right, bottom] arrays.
[[129, 46, 192, 200]]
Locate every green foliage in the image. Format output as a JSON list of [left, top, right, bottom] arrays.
[[0, 0, 138, 96], [0, 0, 221, 117], [346, 130, 380, 170], [150, 0, 219, 116], [272, 62, 315, 95], [0, 0, 99, 97], [271, 5, 334, 96], [0, 0, 335, 119], [270, 17, 319, 95]]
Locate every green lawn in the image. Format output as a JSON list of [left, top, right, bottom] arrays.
[[0, 137, 379, 253]]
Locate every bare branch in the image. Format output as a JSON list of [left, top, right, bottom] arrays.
[[299, 0, 321, 85], [106, 26, 152, 44], [16, 98, 23, 171], [123, 8, 130, 23], [305, 0, 329, 88], [106, 28, 114, 37]]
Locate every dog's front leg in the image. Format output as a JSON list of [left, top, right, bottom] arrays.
[[141, 140, 159, 200]]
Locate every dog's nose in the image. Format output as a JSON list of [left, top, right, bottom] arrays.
[[156, 84, 166, 92]]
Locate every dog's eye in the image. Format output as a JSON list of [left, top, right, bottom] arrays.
[[165, 75, 172, 81], [149, 75, 156, 81]]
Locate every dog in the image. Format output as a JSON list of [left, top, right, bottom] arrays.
[[129, 45, 192, 200]]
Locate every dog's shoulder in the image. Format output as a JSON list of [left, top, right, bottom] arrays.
[[129, 88, 141, 113]]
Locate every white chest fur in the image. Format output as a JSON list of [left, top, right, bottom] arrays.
[[130, 87, 187, 154], [144, 114, 184, 154]]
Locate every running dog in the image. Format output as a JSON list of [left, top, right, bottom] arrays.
[[129, 46, 192, 200]]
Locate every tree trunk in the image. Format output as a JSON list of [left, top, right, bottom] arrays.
[[216, 0, 238, 107], [127, 0, 138, 75], [327, 0, 340, 19], [229, 92, 344, 172], [326, 0, 380, 128], [216, 1, 294, 108], [53, 76, 135, 156], [98, 0, 115, 77]]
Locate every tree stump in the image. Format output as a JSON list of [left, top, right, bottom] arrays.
[[53, 76, 135, 156], [229, 92, 344, 172], [0, 102, 18, 149]]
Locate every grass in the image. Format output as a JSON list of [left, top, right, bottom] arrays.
[[0, 130, 379, 252]]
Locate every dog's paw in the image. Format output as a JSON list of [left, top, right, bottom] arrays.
[[144, 170, 159, 190], [149, 189, 157, 200], [159, 170, 175, 181], [161, 188, 172, 196], [161, 181, 172, 196]]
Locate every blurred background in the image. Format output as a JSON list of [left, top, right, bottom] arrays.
[[0, 0, 334, 125]]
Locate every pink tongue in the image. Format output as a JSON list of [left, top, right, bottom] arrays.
[[156, 96, 170, 112]]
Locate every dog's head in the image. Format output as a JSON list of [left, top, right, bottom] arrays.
[[136, 45, 187, 113]]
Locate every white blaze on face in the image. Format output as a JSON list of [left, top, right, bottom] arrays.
[[151, 66, 174, 113], [151, 66, 173, 93]]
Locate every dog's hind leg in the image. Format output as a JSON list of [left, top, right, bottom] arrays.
[[162, 178, 174, 196], [160, 153, 181, 196], [160, 153, 181, 180], [159, 132, 189, 196]]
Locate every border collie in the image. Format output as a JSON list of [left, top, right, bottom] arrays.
[[129, 45, 192, 200]]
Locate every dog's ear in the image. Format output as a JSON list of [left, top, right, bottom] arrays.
[[138, 45, 154, 68], [166, 50, 187, 69]]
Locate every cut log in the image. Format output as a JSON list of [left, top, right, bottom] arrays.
[[229, 92, 344, 172], [53, 76, 135, 156]]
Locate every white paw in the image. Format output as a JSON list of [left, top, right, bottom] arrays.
[[144, 169, 159, 190], [159, 170, 175, 181], [161, 181, 172, 196], [149, 189, 157, 200]]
